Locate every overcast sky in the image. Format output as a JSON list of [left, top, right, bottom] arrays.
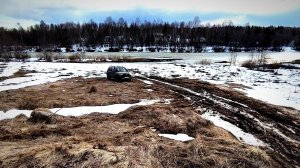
[[1, 0, 300, 28]]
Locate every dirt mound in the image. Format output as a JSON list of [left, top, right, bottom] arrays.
[[29, 108, 55, 124]]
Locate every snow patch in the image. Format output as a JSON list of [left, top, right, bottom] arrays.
[[56, 99, 159, 116], [0, 62, 22, 77], [0, 109, 32, 120], [142, 80, 153, 85], [202, 111, 266, 146], [158, 133, 194, 142], [0, 99, 160, 120], [146, 89, 154, 92]]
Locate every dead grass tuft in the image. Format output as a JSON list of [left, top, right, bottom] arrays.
[[88, 85, 97, 93]]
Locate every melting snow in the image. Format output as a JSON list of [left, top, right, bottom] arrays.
[[142, 80, 153, 85], [0, 50, 299, 109], [0, 109, 32, 120], [158, 133, 194, 142], [202, 111, 266, 146], [0, 62, 23, 77], [0, 99, 160, 120], [51, 99, 159, 116]]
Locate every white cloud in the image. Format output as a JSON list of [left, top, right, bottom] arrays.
[[202, 15, 248, 26], [0, 15, 38, 29], [0, 0, 299, 28], [1, 0, 300, 16]]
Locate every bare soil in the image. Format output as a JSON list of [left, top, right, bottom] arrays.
[[0, 77, 299, 167]]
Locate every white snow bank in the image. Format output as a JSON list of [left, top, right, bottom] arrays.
[[202, 111, 266, 146], [0, 99, 160, 120], [158, 133, 194, 142]]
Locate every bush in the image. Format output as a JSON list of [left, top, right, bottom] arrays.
[[257, 52, 268, 68], [38, 52, 53, 62], [241, 60, 257, 69], [292, 59, 300, 64], [266, 62, 281, 69], [14, 51, 30, 61], [229, 52, 238, 66], [196, 59, 212, 65], [69, 54, 81, 62], [0, 51, 13, 61], [241, 52, 269, 70]]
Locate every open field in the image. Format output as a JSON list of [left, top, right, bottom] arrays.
[[1, 76, 299, 167], [0, 50, 300, 167]]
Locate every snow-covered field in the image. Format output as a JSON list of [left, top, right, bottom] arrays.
[[1, 51, 299, 110]]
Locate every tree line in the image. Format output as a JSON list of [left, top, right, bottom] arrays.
[[1, 17, 300, 52]]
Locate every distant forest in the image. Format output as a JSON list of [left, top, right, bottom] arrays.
[[1, 17, 300, 52]]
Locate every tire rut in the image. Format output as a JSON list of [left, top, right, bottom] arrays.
[[139, 76, 300, 168]]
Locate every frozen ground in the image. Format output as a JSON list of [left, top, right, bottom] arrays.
[[1, 53, 299, 110]]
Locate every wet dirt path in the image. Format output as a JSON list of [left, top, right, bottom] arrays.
[[139, 76, 300, 168]]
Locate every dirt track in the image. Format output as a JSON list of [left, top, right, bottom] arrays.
[[144, 76, 300, 167], [0, 77, 299, 167]]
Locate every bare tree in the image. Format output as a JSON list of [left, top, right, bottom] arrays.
[[229, 52, 238, 66]]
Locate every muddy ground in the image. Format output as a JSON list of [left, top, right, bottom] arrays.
[[0, 76, 299, 167]]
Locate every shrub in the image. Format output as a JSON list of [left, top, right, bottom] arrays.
[[38, 52, 53, 62], [241, 60, 257, 69], [53, 53, 64, 61], [196, 59, 212, 65], [242, 52, 269, 70], [292, 59, 300, 64], [0, 51, 13, 61], [69, 54, 81, 62], [266, 62, 281, 69], [229, 52, 238, 66], [257, 52, 268, 68], [14, 51, 30, 61], [213, 46, 225, 52]]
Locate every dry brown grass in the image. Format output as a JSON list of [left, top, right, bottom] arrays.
[[196, 59, 212, 65], [0, 77, 279, 167], [0, 78, 171, 111]]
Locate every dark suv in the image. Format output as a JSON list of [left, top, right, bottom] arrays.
[[107, 66, 132, 81]]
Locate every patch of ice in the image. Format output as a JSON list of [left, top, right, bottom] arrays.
[[202, 111, 266, 146], [158, 133, 194, 141], [146, 89, 154, 92]]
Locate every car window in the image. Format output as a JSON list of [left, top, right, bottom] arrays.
[[115, 66, 128, 72]]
